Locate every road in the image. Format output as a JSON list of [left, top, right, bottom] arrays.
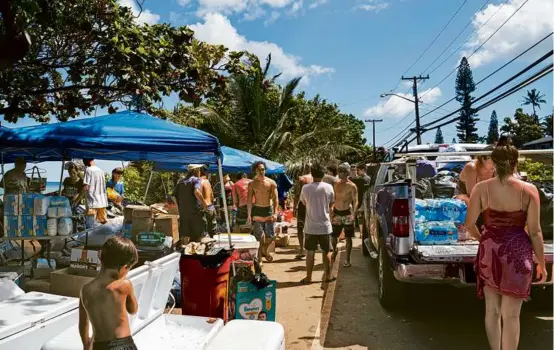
[[265, 225, 553, 350]]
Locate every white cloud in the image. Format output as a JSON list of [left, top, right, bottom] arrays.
[[264, 11, 281, 26], [177, 0, 192, 6], [119, 0, 160, 24], [355, 0, 389, 13], [290, 0, 303, 13], [260, 0, 295, 7], [190, 13, 334, 82], [462, 0, 553, 68], [364, 87, 442, 118], [309, 0, 327, 9]]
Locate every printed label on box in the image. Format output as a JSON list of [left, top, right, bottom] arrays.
[[235, 280, 276, 322], [70, 248, 100, 270]]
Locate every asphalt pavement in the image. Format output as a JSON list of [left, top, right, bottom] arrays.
[[267, 226, 553, 350]]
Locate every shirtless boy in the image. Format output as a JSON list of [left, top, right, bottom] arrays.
[[331, 163, 358, 267], [79, 236, 139, 350], [200, 167, 217, 237], [247, 161, 279, 262], [294, 164, 313, 260]]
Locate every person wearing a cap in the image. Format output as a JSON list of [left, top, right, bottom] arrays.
[[331, 162, 358, 267], [173, 164, 210, 243]]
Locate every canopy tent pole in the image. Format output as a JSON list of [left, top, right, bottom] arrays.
[[217, 155, 234, 275], [58, 160, 65, 194], [1, 153, 5, 186], [143, 170, 154, 204]]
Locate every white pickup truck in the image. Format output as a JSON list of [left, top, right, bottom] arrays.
[[361, 144, 554, 309]]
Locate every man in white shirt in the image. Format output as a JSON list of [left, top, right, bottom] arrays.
[[299, 163, 336, 284], [82, 159, 108, 227]]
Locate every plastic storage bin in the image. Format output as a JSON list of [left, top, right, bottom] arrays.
[[180, 250, 235, 321]]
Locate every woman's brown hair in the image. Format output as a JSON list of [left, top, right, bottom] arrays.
[[491, 135, 518, 180]]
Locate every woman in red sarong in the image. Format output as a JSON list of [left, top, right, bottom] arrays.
[[466, 136, 547, 350]]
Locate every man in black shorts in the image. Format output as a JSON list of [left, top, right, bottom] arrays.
[[298, 163, 336, 284], [331, 163, 358, 267], [294, 164, 313, 260]]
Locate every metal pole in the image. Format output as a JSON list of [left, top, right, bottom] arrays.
[[413, 77, 422, 145], [58, 160, 65, 194], [143, 170, 154, 204], [217, 157, 231, 241], [217, 156, 235, 275]]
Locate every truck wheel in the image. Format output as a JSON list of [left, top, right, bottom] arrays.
[[377, 239, 405, 310], [361, 222, 370, 257]]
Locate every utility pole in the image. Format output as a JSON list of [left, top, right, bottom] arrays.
[[364, 119, 383, 162], [401, 75, 429, 145]]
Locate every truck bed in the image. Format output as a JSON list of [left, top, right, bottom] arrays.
[[412, 240, 554, 264]]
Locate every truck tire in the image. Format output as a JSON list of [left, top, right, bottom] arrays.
[[361, 221, 370, 257], [377, 238, 406, 310]]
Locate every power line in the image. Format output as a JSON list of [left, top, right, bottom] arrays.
[[401, 0, 469, 77], [416, 31, 553, 121], [420, 0, 530, 101], [402, 63, 553, 144], [421, 50, 552, 130], [420, 0, 492, 75]]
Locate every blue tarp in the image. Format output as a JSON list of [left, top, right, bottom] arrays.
[[154, 146, 286, 174], [0, 111, 222, 163]]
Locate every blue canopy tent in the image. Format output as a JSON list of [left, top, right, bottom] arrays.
[[0, 111, 234, 236], [154, 146, 286, 175]]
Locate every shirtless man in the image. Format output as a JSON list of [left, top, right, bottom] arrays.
[[294, 164, 313, 260], [233, 173, 252, 229], [247, 161, 279, 262], [200, 167, 217, 237], [331, 163, 358, 267], [79, 236, 139, 350]]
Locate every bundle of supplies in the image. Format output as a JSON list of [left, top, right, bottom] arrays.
[[3, 194, 52, 237], [414, 198, 467, 245], [46, 196, 73, 236]]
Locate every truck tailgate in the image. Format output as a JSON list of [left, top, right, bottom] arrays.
[[412, 240, 554, 264]]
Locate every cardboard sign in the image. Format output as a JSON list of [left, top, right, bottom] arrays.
[[70, 248, 100, 271], [234, 280, 276, 322]]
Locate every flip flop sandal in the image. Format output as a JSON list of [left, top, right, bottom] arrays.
[[343, 262, 352, 268], [325, 276, 337, 282], [300, 277, 312, 285], [295, 254, 306, 260]]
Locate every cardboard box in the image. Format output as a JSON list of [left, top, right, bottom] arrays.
[[50, 268, 97, 297], [155, 215, 179, 242], [25, 278, 50, 293], [33, 267, 54, 280], [133, 207, 153, 218], [70, 248, 100, 270], [124, 205, 151, 224], [132, 217, 153, 235], [6, 260, 32, 277]]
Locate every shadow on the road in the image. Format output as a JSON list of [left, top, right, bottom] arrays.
[[286, 263, 324, 273], [271, 258, 304, 264], [275, 249, 300, 255], [321, 245, 554, 350]]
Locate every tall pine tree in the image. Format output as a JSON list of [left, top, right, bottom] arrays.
[[486, 110, 499, 144], [455, 57, 479, 142], [434, 127, 444, 143]]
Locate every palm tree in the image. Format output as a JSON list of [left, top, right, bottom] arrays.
[[186, 54, 360, 165], [521, 88, 547, 120]]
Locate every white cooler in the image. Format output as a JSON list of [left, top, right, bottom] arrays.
[[38, 252, 284, 350], [213, 234, 260, 259]]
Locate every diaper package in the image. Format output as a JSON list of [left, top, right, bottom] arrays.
[[57, 217, 73, 236], [21, 215, 48, 237], [3, 216, 22, 237], [3, 194, 21, 216]]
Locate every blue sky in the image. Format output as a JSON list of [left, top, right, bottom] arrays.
[[2, 0, 552, 179]]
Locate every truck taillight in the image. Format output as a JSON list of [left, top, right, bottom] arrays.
[[392, 198, 409, 237]]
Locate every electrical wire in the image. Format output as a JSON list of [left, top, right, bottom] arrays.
[[402, 63, 553, 144], [419, 0, 530, 104], [383, 33, 552, 147], [420, 0, 492, 75], [401, 0, 469, 77]]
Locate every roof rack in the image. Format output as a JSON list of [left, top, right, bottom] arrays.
[[395, 149, 554, 158]]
